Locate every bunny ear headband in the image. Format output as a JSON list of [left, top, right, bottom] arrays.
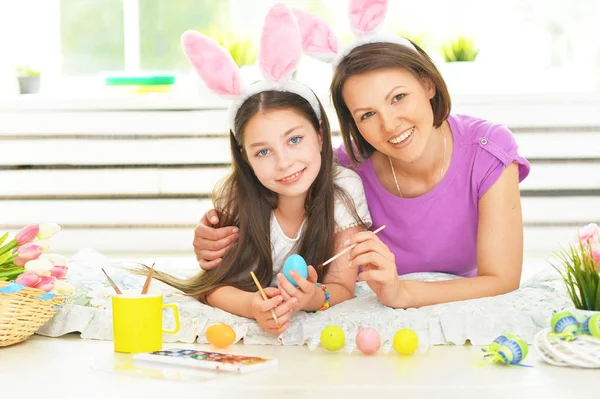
[[181, 2, 321, 140], [292, 0, 417, 66]]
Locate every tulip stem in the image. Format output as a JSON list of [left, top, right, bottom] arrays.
[[0, 267, 24, 279], [0, 240, 17, 257]]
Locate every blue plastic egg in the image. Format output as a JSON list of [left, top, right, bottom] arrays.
[[282, 254, 308, 287]]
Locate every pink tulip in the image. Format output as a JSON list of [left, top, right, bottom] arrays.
[[40, 254, 67, 266], [24, 258, 54, 276], [579, 223, 600, 243], [592, 243, 600, 266], [35, 276, 56, 292], [15, 272, 42, 288], [13, 243, 43, 266], [36, 223, 61, 240], [15, 224, 40, 246], [50, 265, 68, 279]]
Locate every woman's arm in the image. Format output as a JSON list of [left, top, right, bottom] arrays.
[[394, 163, 523, 307], [352, 164, 524, 308]]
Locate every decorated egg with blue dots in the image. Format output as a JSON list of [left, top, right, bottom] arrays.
[[282, 254, 308, 287]]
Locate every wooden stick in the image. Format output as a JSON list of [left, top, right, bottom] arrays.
[[141, 263, 155, 295], [250, 271, 281, 329], [323, 225, 387, 267], [101, 268, 123, 295]]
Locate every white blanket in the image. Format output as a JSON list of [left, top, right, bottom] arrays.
[[36, 248, 572, 353]]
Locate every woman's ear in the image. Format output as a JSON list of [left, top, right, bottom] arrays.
[[421, 77, 436, 100]]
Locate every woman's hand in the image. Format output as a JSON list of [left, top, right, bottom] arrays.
[[193, 208, 238, 270], [250, 287, 297, 335], [277, 266, 320, 312], [348, 231, 409, 307]]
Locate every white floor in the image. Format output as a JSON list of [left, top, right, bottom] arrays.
[[0, 334, 596, 399]]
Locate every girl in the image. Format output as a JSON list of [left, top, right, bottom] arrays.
[[149, 4, 371, 335], [192, 0, 530, 310]]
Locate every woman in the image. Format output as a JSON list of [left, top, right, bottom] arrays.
[[192, 4, 530, 309]]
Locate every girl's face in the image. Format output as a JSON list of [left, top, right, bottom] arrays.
[[243, 108, 323, 200], [341, 67, 436, 163]]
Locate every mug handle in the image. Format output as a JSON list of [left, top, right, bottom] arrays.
[[162, 303, 180, 334]]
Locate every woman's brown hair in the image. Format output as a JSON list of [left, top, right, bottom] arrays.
[[331, 41, 451, 166], [147, 90, 364, 302]]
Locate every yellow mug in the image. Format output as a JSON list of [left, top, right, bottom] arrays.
[[112, 291, 180, 353]]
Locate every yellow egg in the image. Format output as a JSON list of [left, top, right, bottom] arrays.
[[320, 325, 345, 351], [393, 328, 419, 355], [205, 323, 236, 348]]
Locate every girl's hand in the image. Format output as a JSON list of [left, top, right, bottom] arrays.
[[277, 266, 319, 312], [348, 231, 404, 307], [250, 287, 297, 335]]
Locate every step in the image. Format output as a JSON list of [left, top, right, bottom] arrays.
[[2, 161, 599, 198], [2, 95, 600, 136], [1, 197, 598, 228], [0, 225, 579, 261], [2, 131, 599, 167]]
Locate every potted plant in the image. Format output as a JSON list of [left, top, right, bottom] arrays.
[[439, 36, 481, 93], [16, 65, 41, 94], [441, 36, 479, 63], [202, 29, 259, 82], [551, 223, 600, 318]]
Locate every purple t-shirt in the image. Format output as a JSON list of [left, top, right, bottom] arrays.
[[335, 114, 531, 277]]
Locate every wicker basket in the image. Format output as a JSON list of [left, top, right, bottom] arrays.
[[534, 327, 600, 368], [0, 281, 66, 347]]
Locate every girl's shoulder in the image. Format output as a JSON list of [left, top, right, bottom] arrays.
[[333, 165, 365, 193], [333, 165, 372, 231]]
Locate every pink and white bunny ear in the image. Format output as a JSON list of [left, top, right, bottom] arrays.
[[349, 0, 388, 37], [181, 30, 242, 96], [259, 3, 302, 83], [292, 8, 339, 63]]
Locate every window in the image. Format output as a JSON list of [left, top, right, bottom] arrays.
[[6, 0, 599, 93], [139, 0, 229, 71], [60, 0, 124, 75]]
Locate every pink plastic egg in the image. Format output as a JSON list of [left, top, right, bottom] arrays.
[[356, 327, 381, 355]]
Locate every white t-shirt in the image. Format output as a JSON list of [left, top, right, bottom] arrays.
[[269, 166, 372, 286]]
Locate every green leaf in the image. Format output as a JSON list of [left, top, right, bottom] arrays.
[[0, 250, 15, 266], [0, 267, 24, 279], [0, 240, 17, 256], [0, 232, 8, 246]]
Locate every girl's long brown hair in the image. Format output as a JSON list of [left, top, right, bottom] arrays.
[[147, 90, 364, 302]]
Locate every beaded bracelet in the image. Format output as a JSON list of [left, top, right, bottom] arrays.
[[315, 283, 330, 312]]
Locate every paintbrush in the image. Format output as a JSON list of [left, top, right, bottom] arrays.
[[250, 271, 281, 329], [101, 268, 123, 295], [318, 225, 386, 267], [141, 262, 155, 295]]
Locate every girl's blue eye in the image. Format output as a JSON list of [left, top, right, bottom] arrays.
[[392, 94, 405, 103], [289, 136, 302, 144], [256, 149, 269, 157], [360, 111, 375, 121]]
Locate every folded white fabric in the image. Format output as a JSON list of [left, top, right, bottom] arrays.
[[36, 248, 572, 352]]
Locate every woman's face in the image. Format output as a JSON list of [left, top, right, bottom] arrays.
[[341, 67, 436, 163], [242, 108, 323, 201]]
